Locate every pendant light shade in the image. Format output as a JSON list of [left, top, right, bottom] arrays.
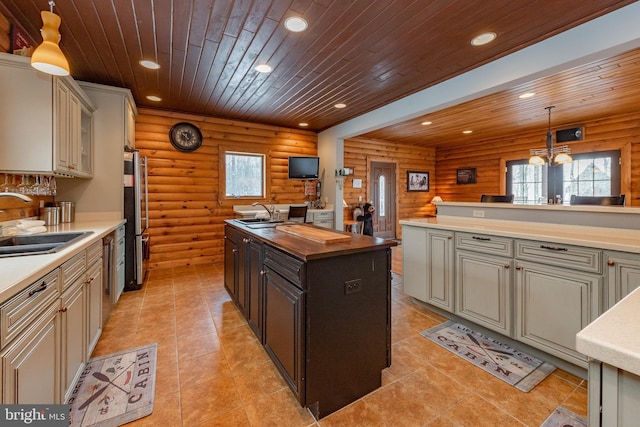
[[31, 3, 70, 76], [528, 106, 572, 165]]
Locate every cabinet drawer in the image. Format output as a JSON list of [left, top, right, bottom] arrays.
[[313, 211, 334, 220], [455, 232, 513, 257], [314, 219, 333, 229], [516, 240, 602, 274], [86, 240, 102, 267], [1, 269, 60, 349], [61, 251, 86, 290], [264, 246, 305, 288]]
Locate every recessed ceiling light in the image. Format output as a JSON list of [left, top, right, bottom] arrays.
[[421, 121, 432, 126], [462, 130, 473, 134], [519, 92, 536, 99], [284, 16, 308, 32], [146, 95, 162, 102], [471, 32, 496, 46], [255, 64, 272, 73], [334, 103, 347, 109], [298, 122, 309, 127], [139, 59, 161, 69]]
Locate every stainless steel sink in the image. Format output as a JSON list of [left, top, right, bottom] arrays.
[[235, 218, 282, 224], [0, 231, 93, 258]]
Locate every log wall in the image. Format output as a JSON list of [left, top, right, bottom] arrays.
[[343, 137, 436, 239], [435, 112, 640, 206], [135, 108, 317, 269]]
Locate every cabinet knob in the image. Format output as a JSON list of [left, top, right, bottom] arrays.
[[260, 270, 266, 276], [607, 260, 615, 266], [515, 266, 522, 270], [232, 248, 238, 253], [504, 264, 510, 269], [59, 307, 68, 313], [448, 236, 452, 239], [243, 238, 250, 243]]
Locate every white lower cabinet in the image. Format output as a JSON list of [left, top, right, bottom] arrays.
[[588, 360, 640, 427], [456, 251, 512, 336], [1, 302, 61, 404], [0, 240, 103, 404], [605, 251, 640, 309], [61, 277, 86, 403], [515, 261, 602, 368], [402, 226, 454, 312]]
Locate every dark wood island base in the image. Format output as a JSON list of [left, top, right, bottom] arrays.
[[224, 220, 396, 419]]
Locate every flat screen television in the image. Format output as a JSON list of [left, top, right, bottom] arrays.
[[288, 156, 319, 180]]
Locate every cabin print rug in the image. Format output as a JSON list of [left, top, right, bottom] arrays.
[[421, 321, 555, 392], [68, 343, 157, 427], [540, 406, 587, 427]]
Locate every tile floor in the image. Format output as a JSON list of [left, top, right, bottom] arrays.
[[94, 245, 588, 426]]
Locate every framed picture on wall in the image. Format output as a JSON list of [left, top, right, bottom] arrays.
[[457, 168, 476, 184], [407, 171, 429, 191]]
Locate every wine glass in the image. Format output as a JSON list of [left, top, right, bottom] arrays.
[[1, 174, 11, 192], [16, 175, 29, 194]]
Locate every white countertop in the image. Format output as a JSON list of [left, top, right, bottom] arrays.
[[0, 219, 124, 302], [233, 204, 334, 218], [577, 290, 640, 376], [400, 216, 640, 254]]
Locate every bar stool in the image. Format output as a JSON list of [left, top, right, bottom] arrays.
[[344, 219, 363, 234]]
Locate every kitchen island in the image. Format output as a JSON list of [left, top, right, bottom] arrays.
[[224, 219, 396, 419], [400, 202, 640, 373]]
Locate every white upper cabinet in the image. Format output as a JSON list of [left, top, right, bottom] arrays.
[[0, 53, 95, 177]]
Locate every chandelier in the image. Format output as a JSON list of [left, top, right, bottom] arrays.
[[529, 106, 572, 166]]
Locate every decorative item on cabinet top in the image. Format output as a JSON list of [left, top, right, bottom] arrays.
[[169, 122, 202, 152]]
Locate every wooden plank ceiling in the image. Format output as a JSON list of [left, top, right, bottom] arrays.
[[1, 0, 636, 144]]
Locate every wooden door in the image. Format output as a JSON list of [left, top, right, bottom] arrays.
[[370, 161, 396, 239]]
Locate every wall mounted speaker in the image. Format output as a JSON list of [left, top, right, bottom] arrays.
[[556, 127, 583, 142]]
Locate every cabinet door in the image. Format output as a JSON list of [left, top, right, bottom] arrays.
[[78, 104, 93, 176], [456, 251, 512, 336], [86, 261, 103, 359], [224, 229, 238, 300], [263, 267, 305, 399], [125, 98, 136, 149], [402, 226, 454, 312], [605, 251, 640, 308], [61, 277, 85, 403], [237, 234, 250, 313], [67, 92, 81, 172], [54, 79, 70, 171], [247, 239, 263, 340], [515, 261, 602, 367], [1, 302, 61, 404]]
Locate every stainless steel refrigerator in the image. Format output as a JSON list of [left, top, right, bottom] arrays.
[[124, 150, 148, 290]]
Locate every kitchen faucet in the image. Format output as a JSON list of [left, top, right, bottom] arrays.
[[251, 201, 273, 220], [0, 192, 33, 203]]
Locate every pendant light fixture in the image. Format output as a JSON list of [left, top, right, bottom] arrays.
[[30, 1, 70, 76], [529, 106, 572, 166]]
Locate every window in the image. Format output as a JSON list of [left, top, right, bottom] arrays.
[[507, 150, 620, 203], [378, 175, 386, 217], [225, 151, 265, 198]]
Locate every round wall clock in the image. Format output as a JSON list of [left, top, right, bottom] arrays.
[[169, 122, 203, 152]]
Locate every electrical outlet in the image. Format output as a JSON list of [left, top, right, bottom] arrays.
[[344, 279, 362, 295], [473, 210, 485, 218]]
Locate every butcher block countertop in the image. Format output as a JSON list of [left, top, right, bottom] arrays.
[[225, 220, 396, 260]]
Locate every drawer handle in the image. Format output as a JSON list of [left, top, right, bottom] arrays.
[[540, 245, 568, 251], [28, 282, 48, 297], [472, 236, 491, 241]]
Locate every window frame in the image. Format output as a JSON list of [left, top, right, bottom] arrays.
[[506, 149, 621, 203], [219, 144, 271, 203]]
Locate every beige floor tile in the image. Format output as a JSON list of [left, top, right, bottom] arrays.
[[93, 257, 587, 426]]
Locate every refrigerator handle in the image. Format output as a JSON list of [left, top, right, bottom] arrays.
[[143, 156, 149, 227]]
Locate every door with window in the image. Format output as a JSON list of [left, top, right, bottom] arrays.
[[370, 161, 396, 239]]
